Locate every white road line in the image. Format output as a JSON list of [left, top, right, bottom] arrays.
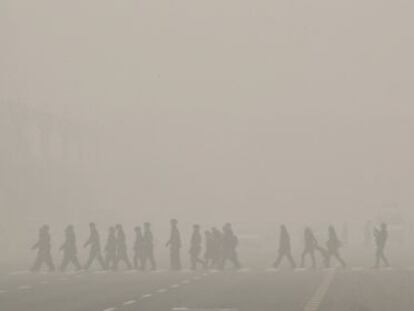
[[140, 294, 152, 299], [18, 285, 32, 290], [122, 300, 136, 305], [182, 280, 191, 285], [9, 271, 30, 275], [303, 269, 336, 311], [157, 288, 168, 293], [171, 284, 181, 289], [103, 308, 117, 311]]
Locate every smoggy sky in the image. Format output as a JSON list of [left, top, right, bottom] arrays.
[[2, 0, 414, 223]]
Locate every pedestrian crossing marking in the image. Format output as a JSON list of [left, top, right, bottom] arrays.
[[18, 285, 32, 290], [303, 269, 336, 311], [140, 294, 152, 299], [122, 300, 136, 305], [10, 271, 30, 275], [157, 288, 168, 293]]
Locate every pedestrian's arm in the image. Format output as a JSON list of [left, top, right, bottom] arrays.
[[84, 236, 91, 248]]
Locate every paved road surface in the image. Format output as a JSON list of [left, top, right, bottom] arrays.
[[0, 266, 413, 311]]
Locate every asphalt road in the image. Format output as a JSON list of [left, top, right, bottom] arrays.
[[0, 266, 413, 311]]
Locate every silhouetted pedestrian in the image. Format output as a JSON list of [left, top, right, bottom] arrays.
[[341, 223, 349, 247], [211, 227, 223, 269], [133, 226, 144, 270], [114, 224, 132, 270], [219, 223, 241, 270], [326, 225, 346, 268], [374, 223, 390, 268], [204, 230, 214, 268], [84, 222, 106, 270], [104, 226, 117, 270], [190, 224, 206, 270], [60, 225, 81, 271], [300, 227, 318, 269], [166, 219, 182, 271], [273, 225, 296, 269], [31, 225, 55, 272], [142, 222, 157, 271]]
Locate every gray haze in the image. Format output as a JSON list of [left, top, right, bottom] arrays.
[[1, 0, 414, 264]]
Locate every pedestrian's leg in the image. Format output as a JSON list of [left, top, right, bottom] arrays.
[[97, 253, 107, 270], [169, 249, 174, 270], [219, 253, 226, 270], [231, 251, 241, 269], [191, 254, 196, 270], [104, 253, 110, 269], [273, 252, 284, 268], [326, 253, 332, 268], [61, 256, 69, 272], [84, 251, 96, 270], [316, 246, 328, 267], [46, 253, 55, 272], [139, 254, 145, 270], [301, 250, 307, 268], [124, 253, 132, 270], [197, 253, 206, 268], [133, 253, 138, 270], [380, 250, 389, 267], [310, 250, 316, 269], [335, 252, 346, 268], [141, 253, 147, 271], [31, 254, 42, 272], [287, 252, 296, 269], [176, 250, 182, 270], [375, 249, 380, 268], [73, 256, 82, 271], [149, 251, 157, 270]]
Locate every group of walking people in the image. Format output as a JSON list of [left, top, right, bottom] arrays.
[[31, 219, 241, 272], [31, 220, 390, 272], [273, 223, 390, 270]]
